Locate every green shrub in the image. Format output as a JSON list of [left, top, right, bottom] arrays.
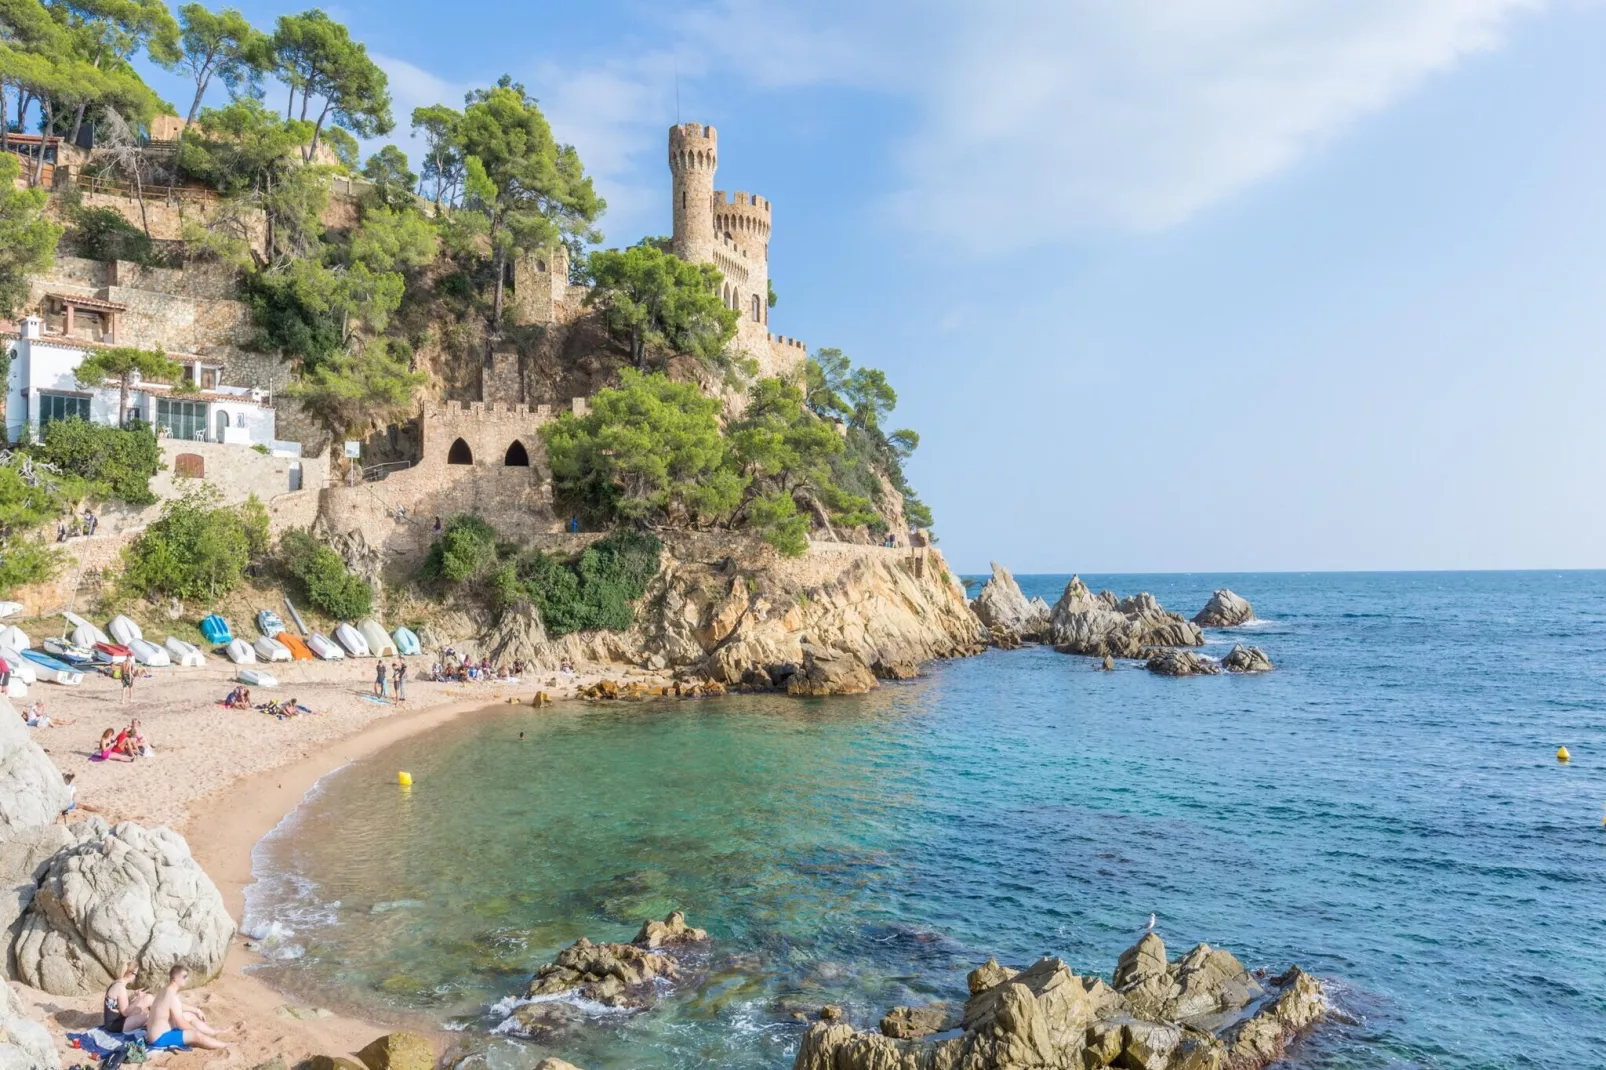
[[420, 514, 500, 582], [36, 418, 163, 505], [0, 539, 64, 595], [510, 529, 662, 638], [72, 206, 157, 266], [279, 529, 372, 620], [120, 486, 264, 601]]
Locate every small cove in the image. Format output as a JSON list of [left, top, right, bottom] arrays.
[[244, 571, 1606, 1069]]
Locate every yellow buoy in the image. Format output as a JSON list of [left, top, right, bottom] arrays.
[[1556, 747, 1570, 763], [397, 771, 413, 786]]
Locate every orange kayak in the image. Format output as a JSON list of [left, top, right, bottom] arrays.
[[277, 633, 316, 660]]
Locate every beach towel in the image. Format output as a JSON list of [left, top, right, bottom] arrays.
[[67, 1028, 141, 1057]]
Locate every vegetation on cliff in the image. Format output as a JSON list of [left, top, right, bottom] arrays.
[[0, 155, 62, 317], [119, 486, 269, 602], [584, 242, 738, 370], [36, 418, 163, 504], [278, 528, 371, 619], [806, 348, 932, 529]]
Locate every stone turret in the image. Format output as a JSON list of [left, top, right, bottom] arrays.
[[669, 123, 718, 265]]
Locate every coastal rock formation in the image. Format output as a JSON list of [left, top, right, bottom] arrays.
[[880, 1003, 953, 1039], [1223, 644, 1274, 673], [1047, 577, 1204, 658], [1193, 589, 1255, 628], [794, 934, 1326, 1070], [0, 977, 58, 1070], [788, 642, 879, 696], [471, 536, 985, 692], [634, 909, 707, 948], [534, 1061, 586, 1070], [970, 563, 1049, 643], [13, 820, 234, 995], [0, 697, 73, 836], [513, 911, 710, 1031], [1146, 651, 1222, 677]]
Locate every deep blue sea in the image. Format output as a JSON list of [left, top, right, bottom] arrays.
[[244, 572, 1606, 1069]]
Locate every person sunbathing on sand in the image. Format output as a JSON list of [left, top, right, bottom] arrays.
[[141, 965, 228, 1051], [103, 962, 154, 1033], [97, 729, 133, 763]]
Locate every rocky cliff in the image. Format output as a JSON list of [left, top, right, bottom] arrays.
[[486, 538, 986, 694]]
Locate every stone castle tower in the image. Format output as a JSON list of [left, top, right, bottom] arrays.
[[669, 123, 804, 381]]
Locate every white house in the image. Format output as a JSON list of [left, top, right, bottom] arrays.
[[2, 314, 292, 454]]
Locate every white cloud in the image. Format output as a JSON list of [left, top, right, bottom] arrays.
[[374, 0, 1544, 251]]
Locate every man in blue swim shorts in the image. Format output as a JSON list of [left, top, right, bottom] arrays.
[[141, 965, 230, 1051]]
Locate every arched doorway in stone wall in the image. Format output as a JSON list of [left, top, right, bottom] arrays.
[[504, 440, 530, 467], [174, 453, 204, 479], [447, 438, 473, 465]]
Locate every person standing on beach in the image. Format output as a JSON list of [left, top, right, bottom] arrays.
[[119, 662, 135, 705], [375, 659, 388, 699], [393, 660, 407, 704]]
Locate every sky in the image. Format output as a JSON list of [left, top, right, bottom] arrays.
[[136, 0, 1606, 574]]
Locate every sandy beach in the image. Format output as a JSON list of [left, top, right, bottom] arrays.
[[11, 655, 664, 1068]]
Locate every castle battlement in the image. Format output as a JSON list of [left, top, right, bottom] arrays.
[[768, 334, 807, 350], [423, 398, 585, 423], [714, 190, 770, 213]]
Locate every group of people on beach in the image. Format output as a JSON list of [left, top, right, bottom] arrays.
[[95, 720, 150, 762], [422, 655, 526, 683], [17, 700, 72, 728], [373, 658, 408, 702], [103, 962, 228, 1052]]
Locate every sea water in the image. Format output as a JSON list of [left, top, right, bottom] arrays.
[[244, 572, 1606, 1069]]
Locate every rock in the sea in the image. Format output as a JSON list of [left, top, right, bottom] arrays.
[[879, 1002, 953, 1039], [356, 1031, 434, 1070], [1193, 588, 1255, 628], [0, 977, 59, 1070], [633, 909, 708, 949], [787, 642, 878, 696], [13, 820, 234, 995], [795, 934, 1325, 1070], [970, 563, 1049, 643], [0, 696, 73, 836], [1146, 650, 1221, 677], [514, 912, 711, 1031], [534, 1060, 587, 1070], [1223, 644, 1274, 673], [1048, 577, 1203, 658]]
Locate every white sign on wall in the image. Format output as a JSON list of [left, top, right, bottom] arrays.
[[344, 440, 361, 459]]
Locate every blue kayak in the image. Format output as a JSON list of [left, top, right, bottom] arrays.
[[200, 615, 232, 644], [21, 649, 83, 685]]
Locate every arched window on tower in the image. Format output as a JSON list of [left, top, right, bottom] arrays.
[[504, 440, 530, 467], [447, 438, 473, 465], [752, 293, 762, 322]]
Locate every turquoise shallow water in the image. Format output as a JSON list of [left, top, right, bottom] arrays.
[[245, 572, 1606, 1069]]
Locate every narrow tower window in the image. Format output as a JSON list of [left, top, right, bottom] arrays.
[[752, 294, 762, 321]]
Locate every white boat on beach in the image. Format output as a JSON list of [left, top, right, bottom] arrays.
[[226, 638, 256, 665], [107, 615, 143, 645], [0, 625, 29, 651], [65, 613, 109, 647], [164, 637, 206, 667], [334, 622, 370, 657], [237, 668, 277, 687], [128, 638, 171, 667], [307, 633, 344, 660], [0, 602, 22, 618], [359, 619, 397, 658], [254, 636, 292, 662], [43, 636, 93, 664]]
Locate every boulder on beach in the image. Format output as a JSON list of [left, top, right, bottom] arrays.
[[1047, 577, 1203, 658], [787, 642, 878, 697], [355, 1031, 435, 1070], [1193, 589, 1255, 628], [0, 977, 58, 1070], [1146, 650, 1221, 677], [0, 696, 73, 837], [794, 933, 1326, 1070], [1223, 644, 1274, 673], [970, 563, 1049, 643], [13, 819, 234, 995]]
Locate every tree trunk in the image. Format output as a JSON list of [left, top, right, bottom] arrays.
[[632, 325, 644, 368], [492, 246, 507, 327], [30, 102, 51, 187], [1, 87, 8, 155], [117, 377, 130, 429]]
